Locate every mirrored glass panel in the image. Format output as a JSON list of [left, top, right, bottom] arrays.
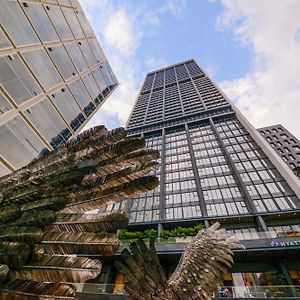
[[88, 39, 106, 63], [77, 10, 94, 36], [0, 91, 13, 115], [24, 98, 71, 149], [22, 49, 62, 91], [51, 88, 85, 131], [62, 8, 84, 39], [70, 0, 80, 7], [92, 67, 108, 92], [68, 79, 95, 116], [0, 0, 40, 46], [45, 5, 73, 40], [64, 42, 88, 73], [78, 40, 97, 67], [0, 162, 10, 177], [101, 63, 117, 86], [23, 2, 59, 42], [0, 54, 42, 104], [58, 0, 71, 5], [0, 28, 12, 50], [0, 115, 47, 169], [47, 45, 77, 80], [82, 73, 101, 104]]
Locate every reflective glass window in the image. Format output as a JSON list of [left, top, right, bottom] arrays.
[[58, 0, 71, 5], [0, 115, 47, 169], [88, 39, 106, 63], [254, 200, 267, 212], [0, 54, 42, 104], [266, 182, 281, 194], [24, 98, 71, 148], [70, 0, 79, 6], [77, 10, 94, 36], [0, 0, 40, 46], [0, 91, 13, 115], [22, 49, 62, 90], [23, 3, 59, 42], [78, 40, 97, 66], [64, 43, 88, 73], [68, 79, 95, 116], [46, 5, 73, 40], [93, 67, 108, 92], [275, 197, 291, 210], [0, 28, 12, 49], [47, 45, 77, 80], [264, 199, 278, 211], [51, 88, 85, 131], [82, 73, 101, 103], [101, 63, 117, 86], [0, 162, 10, 177], [62, 8, 84, 38]]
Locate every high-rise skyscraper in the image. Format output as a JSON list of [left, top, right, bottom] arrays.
[[115, 60, 300, 291], [0, 0, 118, 176], [258, 124, 300, 171]]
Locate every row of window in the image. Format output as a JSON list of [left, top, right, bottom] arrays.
[[1, 1, 94, 47]]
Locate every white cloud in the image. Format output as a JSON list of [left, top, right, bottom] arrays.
[[79, 1, 185, 131], [216, 0, 300, 137], [144, 57, 169, 73], [103, 10, 141, 56], [162, 0, 187, 16]]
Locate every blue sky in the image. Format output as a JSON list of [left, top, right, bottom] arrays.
[[80, 0, 300, 138]]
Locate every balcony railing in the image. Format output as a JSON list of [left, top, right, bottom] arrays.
[[214, 285, 300, 298], [119, 230, 300, 246], [73, 283, 300, 298], [73, 283, 125, 295]]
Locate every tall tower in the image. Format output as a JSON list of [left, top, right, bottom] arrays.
[[258, 124, 300, 171], [118, 59, 300, 289], [0, 0, 118, 176]]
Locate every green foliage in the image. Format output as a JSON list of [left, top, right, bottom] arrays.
[[118, 224, 204, 240], [264, 270, 287, 285], [160, 224, 204, 238]]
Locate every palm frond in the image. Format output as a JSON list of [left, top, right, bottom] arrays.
[[0, 242, 31, 268], [10, 255, 101, 283], [0, 279, 75, 299], [0, 265, 9, 284], [49, 211, 128, 233], [42, 231, 119, 256], [0, 207, 21, 224], [63, 176, 159, 213], [14, 210, 57, 227], [0, 227, 43, 244]]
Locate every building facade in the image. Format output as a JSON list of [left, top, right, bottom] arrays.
[[258, 124, 300, 171], [0, 0, 118, 176], [106, 60, 300, 294]]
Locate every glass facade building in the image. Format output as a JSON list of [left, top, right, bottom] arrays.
[[106, 60, 300, 293], [0, 0, 118, 175], [258, 124, 300, 171]]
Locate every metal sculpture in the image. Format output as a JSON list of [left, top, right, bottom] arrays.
[[0, 125, 159, 299], [115, 222, 243, 300]]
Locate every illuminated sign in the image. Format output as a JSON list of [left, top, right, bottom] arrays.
[[271, 240, 300, 247]]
